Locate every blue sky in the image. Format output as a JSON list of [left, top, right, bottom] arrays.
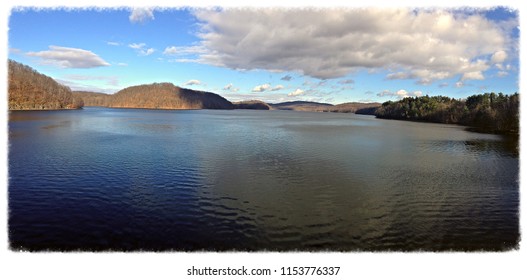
[[8, 7, 519, 104]]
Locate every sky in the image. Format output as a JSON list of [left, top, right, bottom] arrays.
[[7, 6, 520, 104]]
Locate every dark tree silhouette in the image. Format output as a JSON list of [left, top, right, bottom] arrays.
[[375, 93, 519, 134]]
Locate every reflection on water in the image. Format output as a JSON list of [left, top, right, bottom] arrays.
[[8, 108, 519, 251]]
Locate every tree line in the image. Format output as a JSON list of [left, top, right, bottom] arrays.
[[375, 93, 519, 134], [8, 60, 83, 110]]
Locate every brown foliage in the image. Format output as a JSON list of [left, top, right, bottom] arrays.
[[73, 83, 235, 110], [8, 60, 82, 110], [72, 91, 111, 107], [233, 100, 271, 110], [269, 101, 380, 114]]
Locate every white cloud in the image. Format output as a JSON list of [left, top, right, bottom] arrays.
[[252, 83, 271, 92], [129, 43, 145, 50], [491, 50, 507, 64], [184, 79, 201, 86], [497, 71, 508, 77], [128, 43, 155, 56], [223, 83, 239, 92], [386, 72, 410, 80], [143, 48, 155, 56], [377, 89, 423, 99], [26, 45, 110, 68], [189, 8, 515, 83], [107, 41, 121, 46], [288, 89, 305, 97], [387, 69, 454, 84], [117, 62, 128, 67], [461, 71, 484, 81], [455, 81, 464, 88], [163, 45, 207, 56], [271, 85, 284, 91], [129, 8, 155, 24]]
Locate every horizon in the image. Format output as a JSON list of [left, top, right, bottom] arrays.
[[8, 7, 519, 105]]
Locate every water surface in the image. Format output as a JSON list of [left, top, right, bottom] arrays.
[[8, 107, 519, 251]]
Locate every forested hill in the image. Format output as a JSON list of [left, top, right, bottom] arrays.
[[375, 93, 519, 134], [233, 100, 271, 110], [107, 83, 234, 110], [268, 101, 381, 114], [72, 91, 111, 107], [8, 60, 83, 110], [270, 101, 333, 111]]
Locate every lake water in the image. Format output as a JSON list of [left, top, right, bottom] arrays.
[[8, 107, 519, 251]]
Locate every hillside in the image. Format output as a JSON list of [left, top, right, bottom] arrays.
[[268, 101, 380, 115], [8, 60, 83, 110], [375, 93, 519, 134], [72, 91, 111, 107], [233, 100, 271, 110], [270, 101, 334, 112], [107, 83, 234, 110], [331, 102, 381, 114]]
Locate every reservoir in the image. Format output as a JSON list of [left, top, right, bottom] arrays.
[[8, 107, 519, 251]]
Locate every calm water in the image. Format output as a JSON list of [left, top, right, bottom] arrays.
[[8, 107, 519, 251]]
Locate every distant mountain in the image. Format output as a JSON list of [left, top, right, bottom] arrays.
[[87, 83, 235, 110], [72, 91, 111, 107], [233, 100, 271, 110], [269, 101, 380, 115], [331, 102, 381, 114], [8, 60, 83, 110], [270, 101, 334, 111]]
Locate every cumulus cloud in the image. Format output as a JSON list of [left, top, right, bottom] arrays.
[[461, 71, 484, 81], [288, 89, 305, 97], [491, 50, 507, 64], [26, 45, 110, 68], [271, 85, 284, 91], [377, 89, 423, 99], [188, 8, 516, 83], [387, 69, 457, 85], [129, 43, 155, 56], [129, 8, 155, 24], [252, 83, 271, 92], [184, 79, 201, 86], [223, 83, 239, 92]]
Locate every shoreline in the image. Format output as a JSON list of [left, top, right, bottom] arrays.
[[9, 107, 83, 112]]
